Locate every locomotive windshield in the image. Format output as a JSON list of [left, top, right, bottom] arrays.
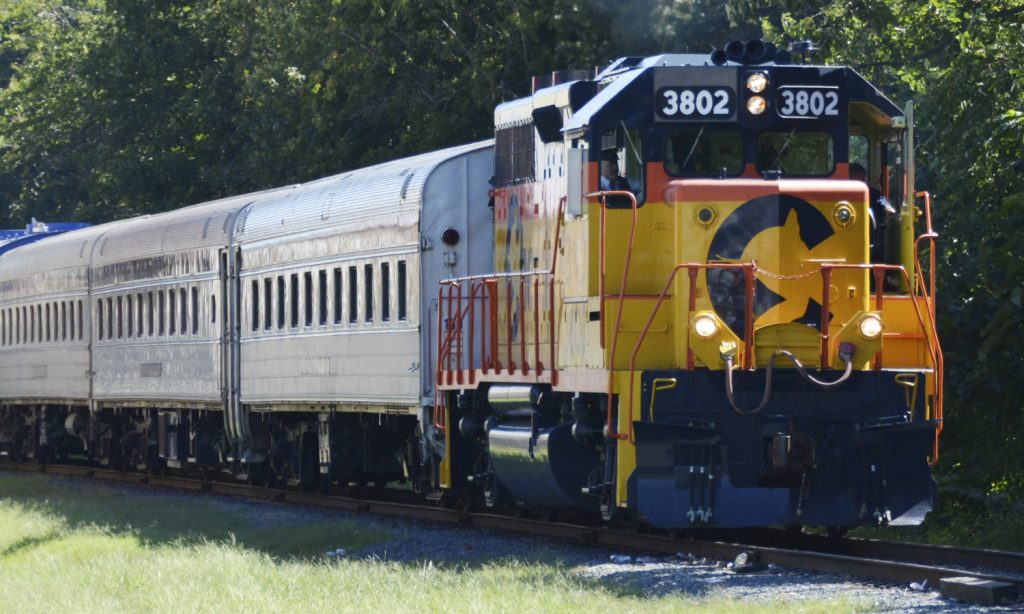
[[755, 130, 834, 176], [664, 128, 743, 177]]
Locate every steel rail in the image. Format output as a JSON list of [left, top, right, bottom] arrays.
[[2, 460, 1022, 593]]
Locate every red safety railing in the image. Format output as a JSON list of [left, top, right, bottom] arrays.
[[605, 190, 942, 463], [432, 197, 567, 431]]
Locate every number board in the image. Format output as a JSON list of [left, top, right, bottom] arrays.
[[775, 86, 842, 119], [656, 87, 736, 121]]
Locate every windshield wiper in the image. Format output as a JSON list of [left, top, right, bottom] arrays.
[[680, 126, 706, 171], [770, 126, 798, 170]]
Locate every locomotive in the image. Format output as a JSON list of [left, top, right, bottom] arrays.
[[0, 40, 942, 530]]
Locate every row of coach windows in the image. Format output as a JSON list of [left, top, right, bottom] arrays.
[[96, 286, 206, 342], [249, 260, 408, 333], [0, 300, 85, 346]]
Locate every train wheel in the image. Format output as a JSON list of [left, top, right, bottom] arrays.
[[827, 526, 850, 540]]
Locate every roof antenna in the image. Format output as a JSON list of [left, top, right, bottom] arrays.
[[789, 40, 819, 64]]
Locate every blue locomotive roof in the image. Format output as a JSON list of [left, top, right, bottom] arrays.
[[563, 51, 902, 134], [0, 220, 91, 257]]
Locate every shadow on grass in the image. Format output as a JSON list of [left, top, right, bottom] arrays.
[[0, 472, 656, 600], [0, 472, 385, 559], [0, 530, 63, 558]]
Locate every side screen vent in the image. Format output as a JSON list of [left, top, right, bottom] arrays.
[[494, 122, 535, 186]]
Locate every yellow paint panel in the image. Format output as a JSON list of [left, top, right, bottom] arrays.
[[603, 298, 676, 370], [880, 296, 937, 369], [614, 371, 641, 509], [755, 322, 821, 368]]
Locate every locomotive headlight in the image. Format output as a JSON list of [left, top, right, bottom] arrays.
[[859, 314, 883, 339], [745, 72, 768, 93], [693, 313, 720, 339], [746, 96, 767, 115]]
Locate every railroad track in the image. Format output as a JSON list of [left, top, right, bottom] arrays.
[[2, 460, 1022, 598]]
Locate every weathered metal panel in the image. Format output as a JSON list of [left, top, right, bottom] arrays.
[[89, 277, 222, 403], [92, 340, 221, 402], [0, 345, 90, 401], [0, 223, 116, 300], [239, 330, 420, 404]]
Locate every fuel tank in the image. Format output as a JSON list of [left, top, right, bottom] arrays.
[[487, 423, 600, 510]]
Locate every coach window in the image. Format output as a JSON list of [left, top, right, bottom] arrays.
[[36, 305, 42, 343], [159, 291, 166, 335], [251, 280, 260, 332], [97, 300, 104, 341], [106, 298, 113, 341], [137, 293, 144, 338], [1, 310, 5, 346], [398, 261, 408, 321], [148, 292, 155, 336], [126, 295, 133, 337], [211, 294, 217, 325], [333, 268, 343, 324], [318, 269, 328, 326], [45, 303, 51, 342], [303, 271, 313, 327], [348, 266, 357, 324], [276, 275, 285, 330], [60, 302, 66, 341], [263, 279, 272, 330], [169, 289, 177, 335], [191, 287, 199, 334], [756, 130, 834, 176], [364, 264, 374, 323], [180, 288, 188, 335], [381, 263, 391, 322], [290, 273, 300, 329]]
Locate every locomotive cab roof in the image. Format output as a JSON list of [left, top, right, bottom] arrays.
[[497, 43, 903, 142]]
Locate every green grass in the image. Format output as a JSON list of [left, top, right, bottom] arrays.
[[0, 473, 873, 614], [850, 497, 1024, 551]]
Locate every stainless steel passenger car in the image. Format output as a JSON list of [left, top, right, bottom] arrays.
[[0, 141, 494, 487]]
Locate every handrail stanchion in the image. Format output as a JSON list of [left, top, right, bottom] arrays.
[[506, 280, 514, 374], [549, 277, 558, 385], [588, 190, 639, 442], [456, 283, 463, 385], [488, 279, 498, 372], [820, 266, 833, 369], [446, 284, 455, 385], [743, 265, 754, 370], [874, 267, 885, 370], [519, 276, 527, 374], [468, 282, 476, 385], [687, 266, 698, 370], [533, 277, 541, 373]]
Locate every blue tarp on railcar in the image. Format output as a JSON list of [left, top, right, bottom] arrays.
[[0, 219, 90, 256]]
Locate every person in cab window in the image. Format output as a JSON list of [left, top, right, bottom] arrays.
[[600, 151, 633, 192], [850, 163, 895, 226]]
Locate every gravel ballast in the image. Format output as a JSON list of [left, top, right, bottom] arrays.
[[5, 471, 1022, 612]]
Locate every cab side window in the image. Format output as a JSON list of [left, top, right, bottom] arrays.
[[599, 126, 645, 207]]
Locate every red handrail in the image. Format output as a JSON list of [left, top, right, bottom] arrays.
[[617, 262, 942, 456], [432, 197, 568, 431], [589, 190, 639, 440]]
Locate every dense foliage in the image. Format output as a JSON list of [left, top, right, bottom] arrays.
[[1, 0, 1022, 521]]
